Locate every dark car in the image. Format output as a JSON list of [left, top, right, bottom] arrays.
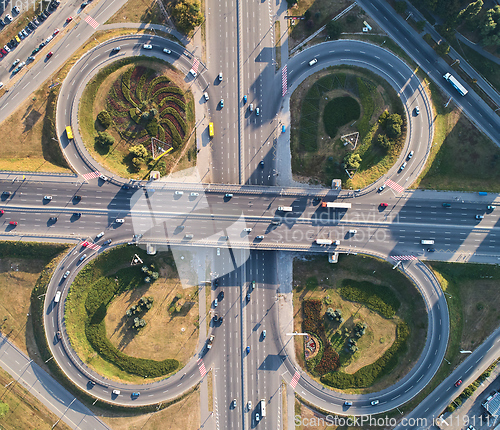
[[442, 203, 451, 208], [38, 14, 45, 21], [56, 331, 62, 340], [218, 290, 224, 300], [214, 279, 218, 288], [259, 160, 264, 168], [32, 47, 40, 55], [427, 248, 436, 252], [46, 51, 53, 59], [49, 216, 57, 222], [131, 392, 140, 399], [246, 293, 250, 302], [2, 191, 12, 197], [73, 195, 81, 201], [73, 213, 82, 218], [103, 239, 112, 245]]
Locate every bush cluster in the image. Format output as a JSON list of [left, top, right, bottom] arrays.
[[321, 322, 410, 388], [339, 280, 400, 318], [97, 110, 112, 129]]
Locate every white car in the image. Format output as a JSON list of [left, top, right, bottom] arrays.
[[63, 270, 70, 279], [371, 400, 379, 405], [44, 195, 52, 200], [217, 247, 220, 256], [399, 161, 407, 171], [190, 192, 199, 197], [255, 107, 260, 116], [244, 228, 252, 232], [45, 35, 54, 44], [255, 413, 260, 422], [12, 59, 20, 67], [407, 150, 414, 159], [3, 45, 10, 53], [247, 401, 252, 411], [249, 103, 254, 112], [13, 6, 20, 13], [4, 14, 13, 23], [0, 82, 3, 89], [218, 72, 223, 81], [143, 44, 153, 49], [99, 174, 108, 181], [115, 218, 125, 223], [163, 48, 171, 54], [112, 389, 120, 395], [174, 190, 184, 196], [203, 92, 209, 101], [189, 69, 197, 77], [308, 58, 318, 66], [96, 231, 105, 239]]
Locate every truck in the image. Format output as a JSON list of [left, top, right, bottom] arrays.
[[278, 206, 293, 212], [421, 239, 435, 245], [260, 399, 266, 417], [207, 334, 214, 349], [443, 73, 468, 96], [315, 239, 340, 245], [321, 201, 352, 209]]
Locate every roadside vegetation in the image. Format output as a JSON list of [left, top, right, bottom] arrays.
[[65, 245, 199, 383], [165, 0, 203, 35], [293, 254, 427, 393], [106, 0, 164, 25], [290, 67, 405, 188], [80, 59, 196, 179]]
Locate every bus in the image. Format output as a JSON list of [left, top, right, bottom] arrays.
[[443, 73, 468, 96], [259, 399, 266, 417], [66, 126, 74, 140], [321, 201, 352, 209], [208, 122, 214, 138]]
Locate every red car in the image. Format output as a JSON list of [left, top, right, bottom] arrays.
[[0, 210, 4, 214], [66, 16, 72, 23], [454, 379, 462, 387], [1, 49, 6, 55], [380, 203, 388, 207], [46, 51, 53, 59], [53, 28, 60, 35], [9, 221, 17, 226]]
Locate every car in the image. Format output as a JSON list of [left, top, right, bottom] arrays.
[[259, 160, 264, 168], [115, 218, 125, 224], [455, 379, 462, 387], [220, 99, 224, 108], [33, 18, 40, 25], [174, 190, 183, 196], [487, 205, 496, 210], [244, 228, 252, 232], [0, 49, 6, 55], [218, 72, 223, 81], [49, 216, 57, 222], [414, 106, 420, 115], [232, 399, 237, 408], [349, 229, 357, 234], [467, 425, 476, 430], [63, 270, 70, 279], [22, 29, 28, 37], [4, 15, 13, 23], [163, 48, 171, 54], [243, 95, 247, 103], [255, 413, 260, 422], [78, 254, 87, 262], [247, 401, 252, 411], [262, 329, 266, 339], [216, 247, 220, 256], [255, 107, 260, 116], [0, 83, 3, 90], [44, 195, 52, 200], [189, 69, 197, 77], [74, 195, 82, 201], [203, 92, 209, 101], [46, 52, 53, 59], [250, 280, 255, 291], [99, 174, 108, 181], [28, 22, 35, 30], [87, 380, 95, 387], [249, 103, 254, 112], [12, 59, 20, 67], [13, 6, 20, 13], [66, 16, 73, 23], [9, 221, 17, 226], [246, 346, 250, 353], [96, 231, 105, 239], [214, 279, 219, 287], [112, 389, 121, 395], [219, 316, 223, 323], [143, 44, 153, 49], [56, 331, 62, 340], [218, 291, 224, 300], [0, 210, 3, 215], [256, 235, 264, 239], [73, 213, 82, 218], [27, 56, 35, 62], [246, 293, 251, 302], [427, 248, 436, 252], [53, 28, 60, 35], [4, 45, 10, 53], [475, 215, 484, 220], [15, 36, 21, 44], [344, 401, 352, 406], [45, 35, 53, 44], [213, 313, 219, 323], [131, 392, 140, 398], [38, 14, 45, 22], [214, 298, 218, 307], [371, 400, 379, 405], [399, 162, 407, 171], [309, 58, 318, 66], [81, 1, 89, 8], [103, 239, 112, 245], [282, 124, 286, 133], [225, 193, 233, 198], [442, 203, 451, 208], [13, 63, 25, 74], [380, 202, 388, 207], [190, 192, 199, 197], [122, 184, 130, 189]]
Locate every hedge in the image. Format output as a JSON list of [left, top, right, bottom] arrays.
[[0, 241, 67, 260], [164, 107, 187, 134], [339, 279, 400, 318], [320, 322, 410, 388], [164, 118, 182, 148], [159, 96, 186, 110]]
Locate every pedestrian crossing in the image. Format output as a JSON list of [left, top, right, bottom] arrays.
[[282, 65, 287, 97], [81, 241, 101, 251], [391, 255, 418, 261], [84, 15, 99, 29], [290, 370, 300, 388], [385, 179, 405, 193], [82, 171, 100, 181], [197, 358, 207, 377]]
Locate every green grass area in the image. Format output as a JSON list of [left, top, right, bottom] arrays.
[[323, 96, 360, 138], [105, 0, 164, 25], [291, 67, 405, 188], [65, 245, 183, 382]]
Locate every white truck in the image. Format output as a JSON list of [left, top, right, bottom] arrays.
[[421, 240, 435, 245], [315, 239, 340, 245], [278, 206, 293, 212]]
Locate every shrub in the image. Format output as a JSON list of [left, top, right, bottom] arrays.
[[97, 110, 112, 129], [95, 131, 115, 147], [314, 345, 340, 374], [171, 0, 203, 35]]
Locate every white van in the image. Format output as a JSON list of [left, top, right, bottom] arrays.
[[348, 229, 357, 234], [112, 389, 120, 395], [421, 239, 434, 245], [54, 291, 61, 303]]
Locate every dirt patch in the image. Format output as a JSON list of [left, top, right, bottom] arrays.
[[106, 0, 164, 25], [105, 278, 199, 364]]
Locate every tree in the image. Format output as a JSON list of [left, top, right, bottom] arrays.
[[415, 21, 425, 32], [394, 1, 406, 14], [131, 157, 142, 172], [97, 110, 112, 129], [326, 308, 336, 320], [326, 21, 342, 40], [172, 0, 203, 35], [129, 144, 148, 159], [344, 153, 362, 170], [458, 0, 483, 22], [435, 41, 450, 56], [95, 131, 114, 147], [377, 134, 392, 150], [286, 0, 298, 6], [385, 114, 402, 139]]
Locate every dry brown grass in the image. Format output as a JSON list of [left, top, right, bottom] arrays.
[[100, 387, 200, 430], [106, 0, 164, 25], [105, 280, 199, 365], [0, 366, 72, 430]]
